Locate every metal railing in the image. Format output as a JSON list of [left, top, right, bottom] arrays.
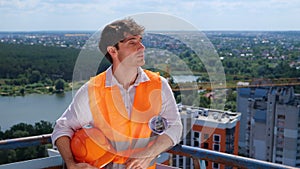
[[0, 134, 296, 169]]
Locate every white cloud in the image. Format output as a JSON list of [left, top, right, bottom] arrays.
[[202, 0, 300, 13], [0, 0, 299, 31], [0, 0, 40, 9]]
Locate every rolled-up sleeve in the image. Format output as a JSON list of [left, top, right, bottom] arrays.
[[160, 77, 183, 145], [51, 83, 92, 146]]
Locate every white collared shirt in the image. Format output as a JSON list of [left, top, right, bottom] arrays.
[[52, 66, 183, 146]]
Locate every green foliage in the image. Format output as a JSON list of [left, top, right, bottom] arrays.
[[0, 130, 3, 140], [34, 121, 53, 134], [43, 78, 53, 86], [12, 130, 30, 138], [19, 88, 25, 95], [5, 123, 34, 139], [29, 70, 41, 83], [0, 121, 53, 165], [198, 95, 211, 108], [225, 101, 236, 111], [55, 78, 65, 92], [0, 43, 79, 81], [0, 43, 79, 95]]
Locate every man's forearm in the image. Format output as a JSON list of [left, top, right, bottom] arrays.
[[55, 136, 77, 168], [149, 134, 173, 157], [125, 134, 174, 169]]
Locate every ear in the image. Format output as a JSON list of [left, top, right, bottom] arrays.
[[107, 46, 117, 57]]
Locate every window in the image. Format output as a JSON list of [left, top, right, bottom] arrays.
[[204, 133, 209, 139], [213, 162, 220, 169], [277, 127, 284, 133], [278, 115, 285, 119], [194, 131, 201, 143], [277, 120, 285, 127], [194, 141, 199, 147], [203, 143, 209, 149], [214, 134, 220, 143], [194, 132, 199, 138], [213, 143, 220, 151]]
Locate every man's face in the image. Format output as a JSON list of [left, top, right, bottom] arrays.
[[116, 34, 145, 67]]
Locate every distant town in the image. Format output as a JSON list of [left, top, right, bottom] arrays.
[[0, 31, 91, 49], [1, 31, 300, 68]]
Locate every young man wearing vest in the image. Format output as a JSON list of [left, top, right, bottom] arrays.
[[52, 18, 183, 169]]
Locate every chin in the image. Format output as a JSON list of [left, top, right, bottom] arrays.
[[137, 60, 145, 67]]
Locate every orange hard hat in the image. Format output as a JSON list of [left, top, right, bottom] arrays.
[[71, 127, 116, 168]]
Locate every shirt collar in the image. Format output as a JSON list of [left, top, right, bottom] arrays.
[[105, 66, 150, 87]]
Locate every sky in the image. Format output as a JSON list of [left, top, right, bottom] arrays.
[[0, 0, 300, 31]]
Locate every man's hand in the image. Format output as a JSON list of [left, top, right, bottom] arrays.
[[125, 156, 155, 169], [125, 147, 156, 169], [125, 134, 173, 169], [55, 136, 98, 169]]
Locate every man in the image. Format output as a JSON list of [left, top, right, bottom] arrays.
[[52, 18, 182, 169]]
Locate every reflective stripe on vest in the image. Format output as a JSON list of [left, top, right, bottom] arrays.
[[88, 69, 162, 168], [109, 136, 156, 151]]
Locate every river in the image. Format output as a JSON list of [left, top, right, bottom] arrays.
[[0, 91, 74, 131]]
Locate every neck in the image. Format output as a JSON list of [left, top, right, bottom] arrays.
[[112, 64, 138, 89]]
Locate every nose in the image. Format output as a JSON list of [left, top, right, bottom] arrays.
[[137, 41, 145, 51]]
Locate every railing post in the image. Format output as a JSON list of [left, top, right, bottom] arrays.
[[199, 160, 206, 169], [192, 157, 200, 169]]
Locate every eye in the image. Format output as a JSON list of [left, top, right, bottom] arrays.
[[128, 40, 137, 45]]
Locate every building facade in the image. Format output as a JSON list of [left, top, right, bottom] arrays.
[[237, 86, 300, 167], [173, 105, 241, 169]]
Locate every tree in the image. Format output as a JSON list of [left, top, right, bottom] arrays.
[[55, 78, 65, 92], [6, 123, 34, 139], [199, 95, 211, 108], [34, 121, 53, 135], [0, 121, 54, 165], [19, 88, 25, 95], [0, 127, 3, 139], [12, 130, 29, 138], [43, 77, 53, 86], [29, 70, 41, 83]]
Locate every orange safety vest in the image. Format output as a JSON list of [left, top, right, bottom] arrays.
[[88, 69, 162, 169]]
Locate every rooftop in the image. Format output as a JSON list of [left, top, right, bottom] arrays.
[[179, 105, 241, 129]]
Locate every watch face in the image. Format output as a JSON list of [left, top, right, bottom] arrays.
[[148, 116, 168, 135]]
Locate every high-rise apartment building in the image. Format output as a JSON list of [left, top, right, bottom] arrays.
[[173, 105, 241, 169], [237, 86, 300, 167]]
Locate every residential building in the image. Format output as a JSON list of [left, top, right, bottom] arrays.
[[173, 105, 241, 169], [237, 86, 300, 167]]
